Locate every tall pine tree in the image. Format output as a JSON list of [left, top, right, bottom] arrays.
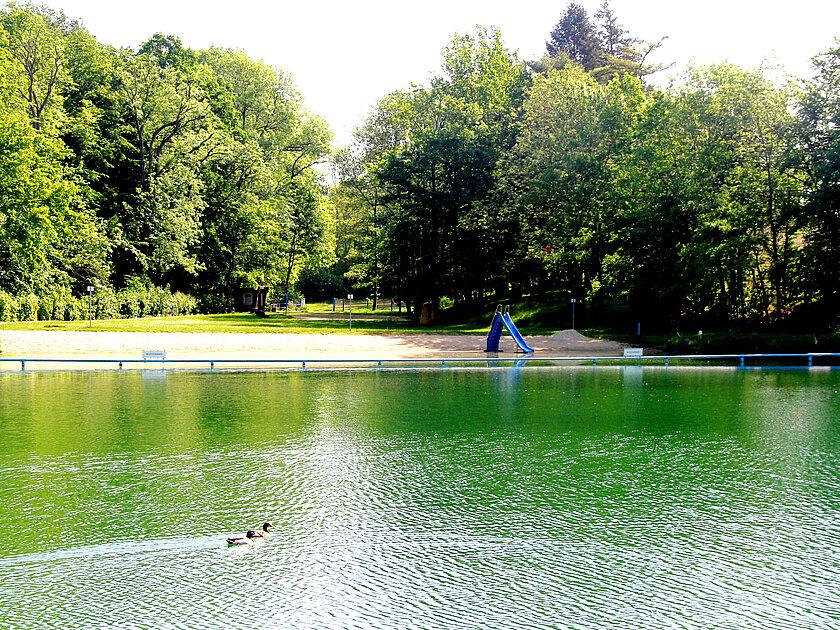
[[545, 3, 602, 71]]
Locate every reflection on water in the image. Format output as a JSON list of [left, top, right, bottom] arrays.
[[0, 368, 838, 628]]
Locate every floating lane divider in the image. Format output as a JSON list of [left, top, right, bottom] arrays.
[[1, 353, 838, 372]]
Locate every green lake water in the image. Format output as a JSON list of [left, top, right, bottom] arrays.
[[0, 367, 838, 628]]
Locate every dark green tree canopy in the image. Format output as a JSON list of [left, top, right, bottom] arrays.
[[546, 3, 601, 70]]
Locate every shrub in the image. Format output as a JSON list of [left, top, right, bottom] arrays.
[[36, 287, 77, 321], [173, 292, 197, 315], [18, 294, 39, 321], [163, 292, 178, 316], [0, 286, 197, 321], [117, 289, 143, 318], [64, 297, 83, 321], [0, 292, 19, 321], [143, 286, 165, 316], [37, 295, 53, 321], [94, 288, 119, 320], [114, 285, 197, 318], [198, 293, 230, 313]]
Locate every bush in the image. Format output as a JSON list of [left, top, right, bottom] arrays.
[[197, 293, 230, 313], [36, 287, 79, 321], [114, 285, 197, 318], [141, 285, 164, 316], [163, 292, 179, 316], [94, 288, 119, 320], [0, 292, 19, 321], [37, 295, 53, 321], [18, 294, 39, 321], [663, 331, 840, 354], [174, 292, 197, 315], [117, 289, 143, 318], [64, 297, 83, 321], [0, 286, 197, 321]]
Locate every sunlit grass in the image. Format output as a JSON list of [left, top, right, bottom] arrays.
[[0, 312, 494, 335], [0, 299, 572, 336]]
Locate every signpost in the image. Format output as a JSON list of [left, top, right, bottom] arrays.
[[348, 294, 353, 331], [86, 285, 94, 327], [570, 298, 577, 330]]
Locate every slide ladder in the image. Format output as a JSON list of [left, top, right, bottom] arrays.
[[485, 305, 534, 353]]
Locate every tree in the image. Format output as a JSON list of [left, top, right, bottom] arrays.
[[113, 51, 217, 284], [352, 28, 528, 316], [506, 65, 646, 306], [678, 65, 807, 323], [592, 0, 670, 81], [197, 49, 332, 306], [797, 39, 840, 325], [0, 5, 70, 130], [332, 150, 384, 307], [545, 3, 601, 71], [0, 4, 335, 317], [540, 2, 670, 83], [0, 10, 107, 298]]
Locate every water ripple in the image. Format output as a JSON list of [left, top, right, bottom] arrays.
[[0, 369, 838, 628]]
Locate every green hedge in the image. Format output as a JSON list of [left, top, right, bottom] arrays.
[[0, 292, 19, 321], [0, 287, 197, 321]]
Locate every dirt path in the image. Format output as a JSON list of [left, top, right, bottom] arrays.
[[0, 329, 625, 370]]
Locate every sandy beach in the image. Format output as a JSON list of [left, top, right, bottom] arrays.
[[0, 329, 626, 370]]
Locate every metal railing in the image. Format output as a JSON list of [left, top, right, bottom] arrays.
[[1, 353, 838, 372]]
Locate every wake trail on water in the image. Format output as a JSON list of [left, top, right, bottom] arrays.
[[0, 534, 232, 566]]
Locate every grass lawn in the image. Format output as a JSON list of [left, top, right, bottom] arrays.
[[301, 300, 409, 316], [581, 327, 840, 354], [0, 299, 569, 335], [0, 312, 495, 335]]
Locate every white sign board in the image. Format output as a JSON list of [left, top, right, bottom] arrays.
[[142, 349, 167, 361], [347, 294, 353, 300], [623, 348, 644, 358]]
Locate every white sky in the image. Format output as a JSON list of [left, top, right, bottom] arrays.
[[40, 0, 840, 147]]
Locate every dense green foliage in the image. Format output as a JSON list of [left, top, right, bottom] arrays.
[[0, 2, 331, 319], [0, 2, 837, 331], [333, 4, 839, 331]]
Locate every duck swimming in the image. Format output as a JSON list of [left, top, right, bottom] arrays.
[[251, 522, 273, 538], [226, 530, 258, 546]]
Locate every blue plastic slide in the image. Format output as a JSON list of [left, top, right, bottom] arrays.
[[502, 312, 535, 353], [485, 308, 535, 353], [485, 311, 505, 352]]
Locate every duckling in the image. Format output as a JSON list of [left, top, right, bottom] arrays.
[[226, 530, 257, 546], [250, 522, 273, 538]]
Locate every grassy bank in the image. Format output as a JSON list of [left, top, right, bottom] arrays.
[[1, 301, 834, 354], [582, 328, 840, 355], [0, 312, 492, 335]]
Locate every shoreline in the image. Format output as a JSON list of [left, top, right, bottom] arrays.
[[0, 329, 626, 371]]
